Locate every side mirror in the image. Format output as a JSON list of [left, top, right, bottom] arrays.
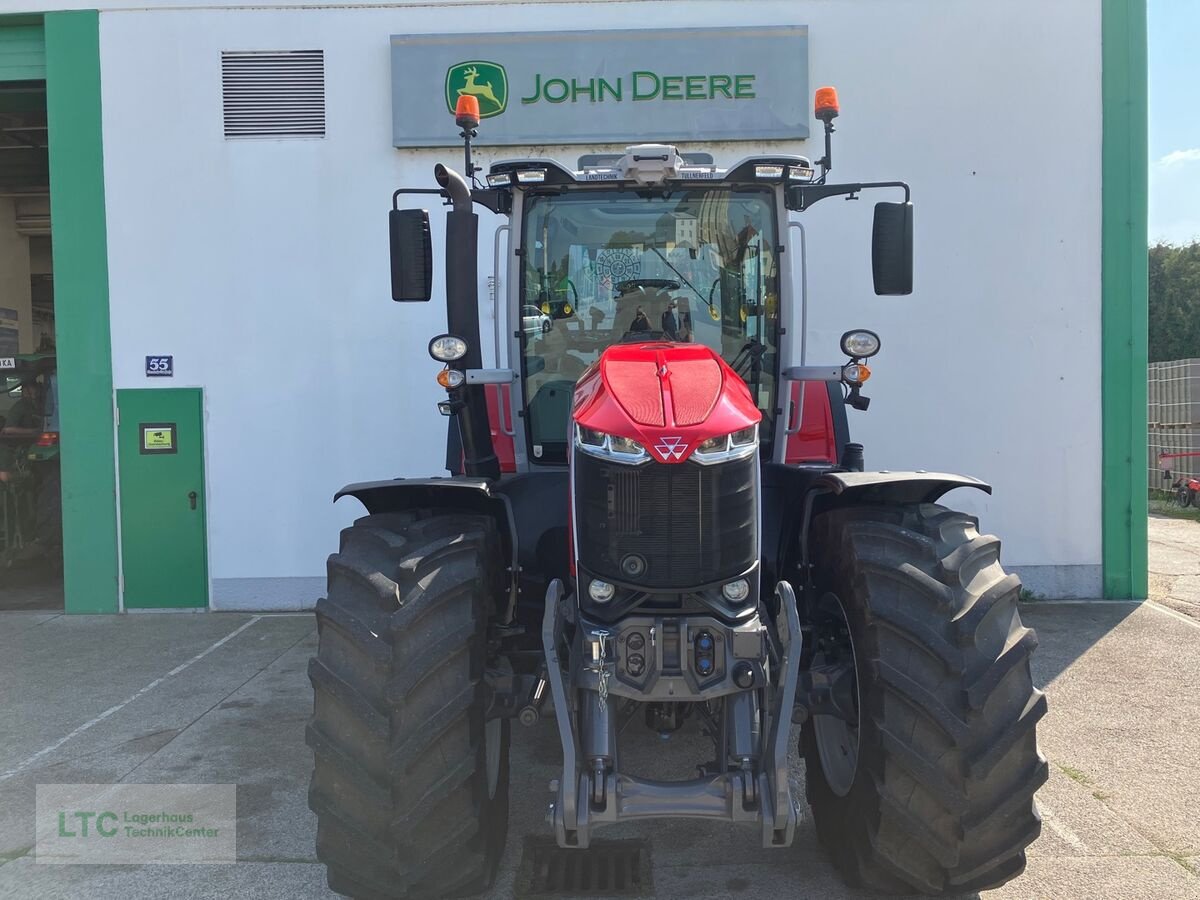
[[871, 201, 913, 295], [389, 208, 433, 301]]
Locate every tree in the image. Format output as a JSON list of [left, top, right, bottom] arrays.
[[1149, 242, 1200, 362]]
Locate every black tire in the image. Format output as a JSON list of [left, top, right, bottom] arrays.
[[801, 503, 1047, 895], [34, 464, 62, 558], [307, 509, 510, 899], [1177, 487, 1193, 508]]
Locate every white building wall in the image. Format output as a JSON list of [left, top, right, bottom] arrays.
[[89, 0, 1102, 608]]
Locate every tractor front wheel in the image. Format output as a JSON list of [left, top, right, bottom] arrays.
[[801, 503, 1047, 895], [307, 509, 509, 899]]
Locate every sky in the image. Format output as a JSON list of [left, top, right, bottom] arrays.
[[1149, 0, 1200, 245]]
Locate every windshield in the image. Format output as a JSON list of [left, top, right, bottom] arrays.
[[520, 186, 779, 463]]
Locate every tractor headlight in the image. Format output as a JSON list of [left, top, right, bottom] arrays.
[[722, 579, 751, 603], [840, 329, 881, 358], [574, 425, 650, 464], [691, 424, 758, 465], [429, 334, 469, 362], [588, 579, 615, 603]]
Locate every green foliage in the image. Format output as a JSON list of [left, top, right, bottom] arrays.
[[1149, 241, 1200, 362]]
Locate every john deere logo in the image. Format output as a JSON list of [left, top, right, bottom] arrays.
[[445, 61, 508, 119]]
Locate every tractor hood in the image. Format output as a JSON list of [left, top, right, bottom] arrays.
[[572, 342, 761, 464]]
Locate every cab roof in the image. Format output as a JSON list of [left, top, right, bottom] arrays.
[[487, 144, 815, 188]]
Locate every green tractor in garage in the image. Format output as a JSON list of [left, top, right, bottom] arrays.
[[0, 353, 61, 569], [306, 90, 1047, 897]]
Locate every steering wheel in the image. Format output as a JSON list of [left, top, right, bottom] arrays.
[[615, 278, 681, 294]]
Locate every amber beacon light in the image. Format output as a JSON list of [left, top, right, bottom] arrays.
[[814, 86, 840, 122], [455, 94, 481, 129]]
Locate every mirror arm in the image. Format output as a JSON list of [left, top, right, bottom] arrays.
[[790, 180, 910, 212], [390, 186, 510, 216], [392, 187, 450, 210]]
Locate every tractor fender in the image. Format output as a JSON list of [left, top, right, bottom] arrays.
[[788, 471, 992, 603], [813, 470, 991, 506], [335, 477, 519, 619]]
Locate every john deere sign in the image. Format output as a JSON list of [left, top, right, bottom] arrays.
[[391, 27, 808, 148]]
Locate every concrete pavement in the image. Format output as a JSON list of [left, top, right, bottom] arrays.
[[1149, 513, 1200, 620], [1, 582, 1198, 897]]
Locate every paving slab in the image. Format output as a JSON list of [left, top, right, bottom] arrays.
[[0, 858, 328, 900], [985, 855, 1199, 900], [1149, 514, 1200, 619], [0, 612, 59, 638], [1021, 602, 1200, 856]]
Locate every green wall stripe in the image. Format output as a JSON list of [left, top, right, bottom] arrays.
[[0, 24, 45, 81], [44, 10, 119, 614], [1101, 0, 1149, 600]]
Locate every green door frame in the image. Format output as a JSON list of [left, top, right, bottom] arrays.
[[1101, 0, 1149, 600], [1, 10, 118, 613]]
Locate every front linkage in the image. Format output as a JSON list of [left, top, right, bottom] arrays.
[[541, 578, 802, 849]]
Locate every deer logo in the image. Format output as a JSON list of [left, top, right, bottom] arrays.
[[445, 61, 508, 119]]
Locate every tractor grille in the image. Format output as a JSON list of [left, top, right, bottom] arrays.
[[573, 450, 757, 589]]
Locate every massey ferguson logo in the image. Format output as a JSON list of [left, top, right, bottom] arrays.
[[655, 437, 688, 460]]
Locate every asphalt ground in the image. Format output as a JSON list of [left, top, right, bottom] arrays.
[[0, 520, 1197, 899]]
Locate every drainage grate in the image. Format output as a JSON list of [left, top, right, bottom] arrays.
[[515, 837, 652, 896]]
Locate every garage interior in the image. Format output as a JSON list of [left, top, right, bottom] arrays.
[[0, 78, 62, 611]]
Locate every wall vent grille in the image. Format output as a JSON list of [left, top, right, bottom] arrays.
[[221, 50, 325, 139]]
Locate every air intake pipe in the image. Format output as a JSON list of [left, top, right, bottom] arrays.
[[435, 163, 472, 212], [434, 164, 499, 479]]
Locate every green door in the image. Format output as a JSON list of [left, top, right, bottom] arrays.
[[117, 389, 208, 609]]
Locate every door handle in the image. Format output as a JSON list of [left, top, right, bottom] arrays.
[[188, 491, 197, 510]]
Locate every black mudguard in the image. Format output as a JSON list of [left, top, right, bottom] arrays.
[[335, 477, 519, 619], [814, 470, 991, 505], [765, 467, 993, 603]]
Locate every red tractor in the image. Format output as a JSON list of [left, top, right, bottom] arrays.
[[307, 90, 1046, 897]]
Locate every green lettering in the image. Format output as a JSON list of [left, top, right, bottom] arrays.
[[632, 70, 660, 100], [709, 74, 733, 99], [685, 75, 706, 100], [97, 812, 118, 837], [661, 75, 683, 100], [571, 78, 596, 103], [598, 77, 622, 101], [58, 813, 76, 838], [734, 74, 756, 99], [543, 78, 570, 103], [520, 73, 542, 105]]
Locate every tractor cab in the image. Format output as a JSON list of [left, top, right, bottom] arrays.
[[496, 147, 788, 464]]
